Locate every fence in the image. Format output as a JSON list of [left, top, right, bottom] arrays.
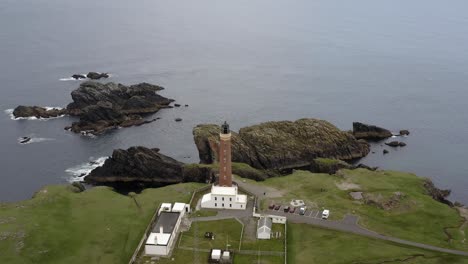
[[127, 204, 161, 264]]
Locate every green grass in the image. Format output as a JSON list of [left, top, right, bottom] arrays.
[[188, 185, 211, 209], [179, 219, 243, 250], [241, 224, 285, 252], [256, 169, 468, 251], [190, 209, 218, 218], [149, 248, 210, 264], [233, 254, 284, 264], [0, 183, 204, 264], [287, 223, 468, 264]]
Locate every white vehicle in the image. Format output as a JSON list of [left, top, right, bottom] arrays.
[[322, 209, 330, 219], [299, 206, 307, 215]]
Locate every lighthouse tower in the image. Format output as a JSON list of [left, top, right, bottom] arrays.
[[219, 121, 232, 187], [200, 121, 247, 210]]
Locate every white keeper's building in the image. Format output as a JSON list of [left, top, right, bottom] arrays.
[[201, 185, 247, 210]]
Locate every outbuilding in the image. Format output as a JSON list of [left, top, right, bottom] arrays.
[[256, 217, 272, 239]]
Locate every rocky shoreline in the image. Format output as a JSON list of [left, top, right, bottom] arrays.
[[13, 81, 174, 134]]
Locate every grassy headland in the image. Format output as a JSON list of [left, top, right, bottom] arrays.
[[0, 183, 203, 264], [251, 168, 467, 251]]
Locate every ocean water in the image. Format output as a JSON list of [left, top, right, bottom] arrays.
[[0, 0, 467, 202]]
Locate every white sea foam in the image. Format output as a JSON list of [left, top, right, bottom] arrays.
[[65, 156, 108, 182], [4, 107, 65, 121], [18, 137, 55, 145]]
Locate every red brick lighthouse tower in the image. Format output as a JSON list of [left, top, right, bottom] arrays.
[[218, 121, 232, 187]]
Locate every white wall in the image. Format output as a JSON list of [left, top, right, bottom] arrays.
[[201, 194, 246, 210], [145, 244, 167, 256], [257, 229, 271, 239]]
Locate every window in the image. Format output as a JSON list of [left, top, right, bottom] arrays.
[[229, 204, 232, 208], [230, 198, 232, 201], [222, 197, 224, 201], [215, 203, 217, 207], [241, 205, 243, 208], [215, 197, 217, 201], [222, 203, 224, 207]]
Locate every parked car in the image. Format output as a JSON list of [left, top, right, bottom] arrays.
[[283, 206, 290, 213], [322, 209, 330, 219], [268, 204, 275, 210], [289, 207, 296, 213], [299, 206, 307, 215], [274, 205, 281, 210]]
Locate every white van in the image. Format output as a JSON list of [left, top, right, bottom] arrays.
[[322, 209, 330, 219]]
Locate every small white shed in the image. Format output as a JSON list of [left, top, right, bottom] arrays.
[[257, 217, 272, 239]]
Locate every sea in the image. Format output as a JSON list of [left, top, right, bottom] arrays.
[[1, 0, 467, 203]]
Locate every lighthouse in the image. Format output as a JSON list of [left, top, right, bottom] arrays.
[[218, 121, 232, 187], [200, 121, 247, 210]]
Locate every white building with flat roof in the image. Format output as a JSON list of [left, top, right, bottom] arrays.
[[257, 217, 273, 239], [145, 202, 189, 256], [201, 185, 247, 210]]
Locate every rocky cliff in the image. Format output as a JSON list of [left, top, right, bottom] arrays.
[[193, 118, 370, 172], [85, 146, 214, 185]]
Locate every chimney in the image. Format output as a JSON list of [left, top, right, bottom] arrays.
[[160, 226, 164, 234]]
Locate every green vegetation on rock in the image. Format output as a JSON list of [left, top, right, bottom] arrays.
[[312, 157, 353, 174], [193, 119, 370, 172], [184, 162, 270, 181]]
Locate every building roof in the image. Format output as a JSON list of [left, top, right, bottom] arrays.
[[172, 202, 186, 212], [160, 203, 172, 211], [201, 193, 212, 204], [211, 249, 222, 260], [211, 185, 237, 196], [236, 194, 247, 204], [153, 212, 180, 234], [146, 232, 172, 246], [257, 217, 272, 231]]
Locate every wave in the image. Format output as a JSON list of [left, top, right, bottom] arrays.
[[65, 156, 108, 182], [18, 137, 55, 145], [4, 107, 65, 121]]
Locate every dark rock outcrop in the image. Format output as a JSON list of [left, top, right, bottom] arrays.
[[385, 141, 406, 147], [86, 72, 109, 80], [86, 147, 183, 184], [385, 141, 400, 147], [383, 149, 389, 154], [85, 146, 213, 186], [353, 122, 392, 140], [423, 179, 453, 207], [14, 81, 174, 134], [400, 130, 410, 136], [193, 119, 370, 173], [13, 106, 66, 119], [72, 74, 86, 80]]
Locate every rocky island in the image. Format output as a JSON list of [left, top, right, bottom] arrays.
[[193, 118, 370, 173], [13, 81, 174, 134]]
